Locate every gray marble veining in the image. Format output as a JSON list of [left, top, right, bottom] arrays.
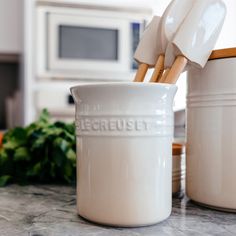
[[0, 185, 235, 236]]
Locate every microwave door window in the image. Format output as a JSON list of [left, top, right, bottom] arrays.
[[59, 25, 118, 61]]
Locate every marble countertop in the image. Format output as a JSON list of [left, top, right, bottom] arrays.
[[0, 185, 236, 236]]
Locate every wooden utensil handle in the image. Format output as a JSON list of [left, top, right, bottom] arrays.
[[133, 64, 149, 82], [149, 54, 165, 83], [159, 68, 170, 83], [164, 56, 188, 84]]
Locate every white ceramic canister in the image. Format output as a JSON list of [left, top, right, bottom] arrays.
[[172, 143, 185, 198], [71, 82, 177, 226], [187, 48, 236, 211]]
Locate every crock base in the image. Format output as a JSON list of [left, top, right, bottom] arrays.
[[77, 213, 170, 228], [191, 200, 236, 213]]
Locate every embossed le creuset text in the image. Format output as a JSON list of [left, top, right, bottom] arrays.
[[76, 116, 171, 136]]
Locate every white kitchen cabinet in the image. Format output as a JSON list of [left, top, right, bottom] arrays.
[[0, 0, 23, 54]]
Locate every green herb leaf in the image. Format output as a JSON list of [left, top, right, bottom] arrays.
[[39, 108, 50, 123], [0, 109, 76, 186], [0, 175, 12, 187], [13, 147, 31, 162], [26, 162, 42, 177]]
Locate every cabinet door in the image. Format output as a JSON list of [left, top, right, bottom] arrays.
[[0, 0, 23, 54]]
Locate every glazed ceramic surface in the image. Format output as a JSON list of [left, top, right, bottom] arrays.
[[187, 58, 236, 210], [171, 0, 226, 68], [71, 82, 177, 226]]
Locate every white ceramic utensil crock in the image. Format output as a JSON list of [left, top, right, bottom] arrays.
[[186, 48, 236, 211], [71, 82, 177, 226]]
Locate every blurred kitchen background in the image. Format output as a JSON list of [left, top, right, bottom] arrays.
[[1, 0, 236, 139]]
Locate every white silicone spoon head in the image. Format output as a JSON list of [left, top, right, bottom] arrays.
[[172, 0, 227, 68], [134, 16, 161, 67], [161, 0, 194, 52]]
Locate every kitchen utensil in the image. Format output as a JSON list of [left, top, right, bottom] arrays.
[[133, 16, 161, 82], [164, 0, 227, 84], [150, 0, 194, 82], [187, 48, 236, 211], [161, 42, 182, 82], [158, 68, 170, 83], [71, 82, 177, 226]]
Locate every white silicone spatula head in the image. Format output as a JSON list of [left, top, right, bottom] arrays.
[[134, 16, 161, 67], [164, 0, 227, 84], [172, 0, 227, 68], [160, 0, 194, 53], [149, 0, 194, 83], [161, 0, 195, 71]]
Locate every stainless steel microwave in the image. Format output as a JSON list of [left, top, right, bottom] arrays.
[[36, 5, 151, 80]]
